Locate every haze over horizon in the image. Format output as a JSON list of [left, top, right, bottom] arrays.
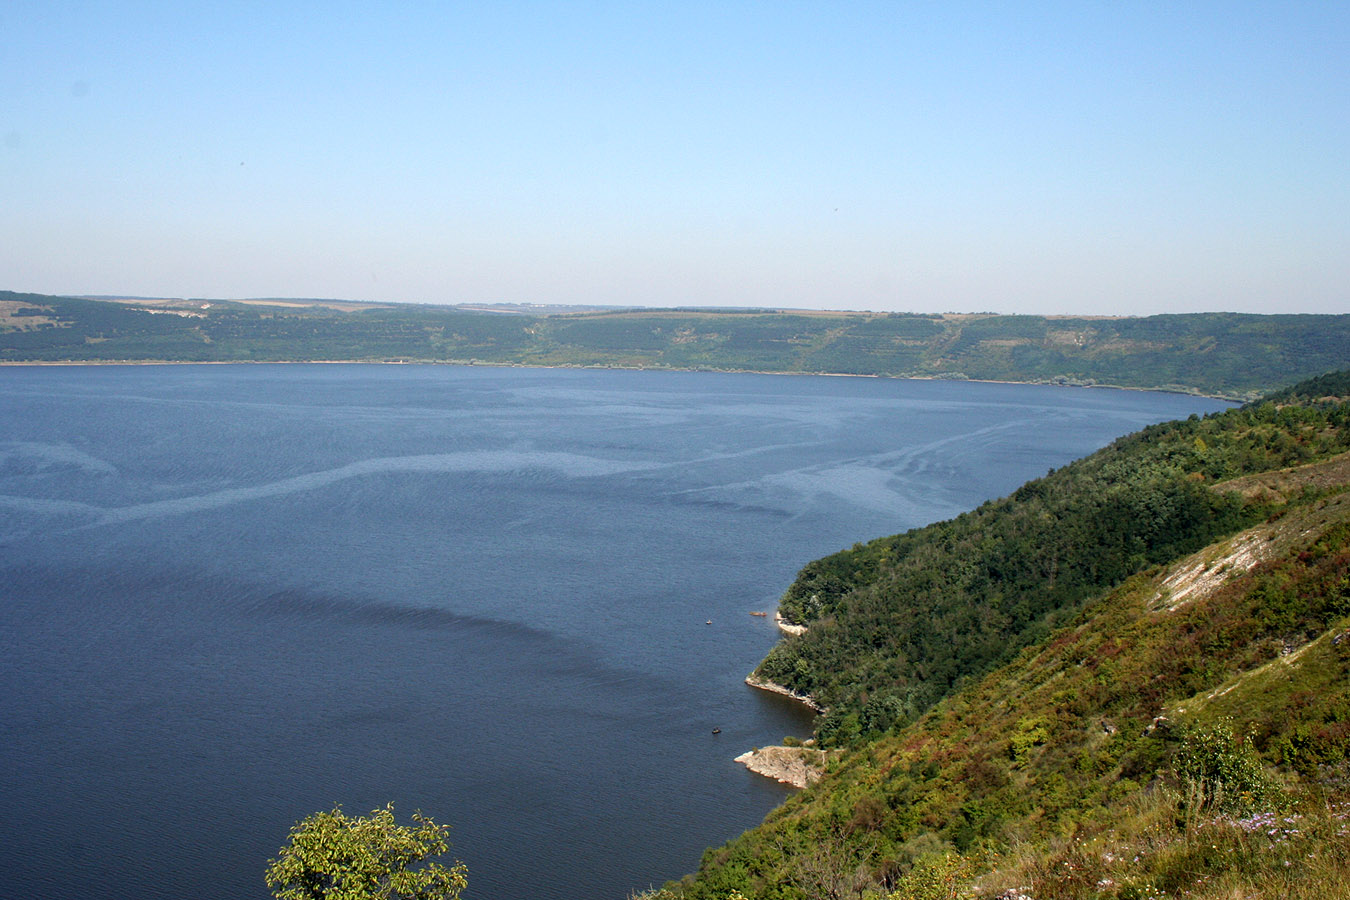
[[3, 3, 1346, 316]]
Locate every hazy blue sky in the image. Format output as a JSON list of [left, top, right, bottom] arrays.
[[3, 2, 1346, 314]]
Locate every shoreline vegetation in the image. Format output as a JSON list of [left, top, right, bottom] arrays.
[[5, 291, 1349, 400], [646, 370, 1350, 900]]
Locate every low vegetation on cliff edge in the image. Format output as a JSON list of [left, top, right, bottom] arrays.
[[640, 371, 1350, 900]]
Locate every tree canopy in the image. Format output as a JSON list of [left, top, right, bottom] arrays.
[[265, 805, 467, 900]]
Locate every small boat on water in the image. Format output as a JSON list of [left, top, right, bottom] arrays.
[[749, 611, 768, 617]]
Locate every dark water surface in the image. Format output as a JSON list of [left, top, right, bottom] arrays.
[[0, 365, 1230, 900]]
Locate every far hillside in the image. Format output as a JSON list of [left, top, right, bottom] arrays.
[[4, 291, 1348, 398]]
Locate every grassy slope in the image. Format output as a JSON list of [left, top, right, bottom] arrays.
[[650, 375, 1350, 900], [5, 291, 1350, 399]]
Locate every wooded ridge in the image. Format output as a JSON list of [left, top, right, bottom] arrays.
[[4, 291, 1347, 399]]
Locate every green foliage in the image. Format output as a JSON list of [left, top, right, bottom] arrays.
[[1175, 721, 1279, 815], [885, 852, 977, 900], [265, 805, 467, 900], [1010, 716, 1052, 765], [1264, 369, 1350, 404]]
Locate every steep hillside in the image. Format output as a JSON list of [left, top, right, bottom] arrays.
[[647, 373, 1350, 900], [755, 382, 1350, 748]]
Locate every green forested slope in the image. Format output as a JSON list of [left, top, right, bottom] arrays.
[[0, 292, 535, 363], [651, 373, 1350, 900], [4, 291, 1348, 399], [757, 385, 1350, 746]]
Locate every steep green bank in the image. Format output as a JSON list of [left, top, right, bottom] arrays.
[[5, 291, 1349, 399], [757, 379, 1350, 746], [648, 371, 1350, 900]]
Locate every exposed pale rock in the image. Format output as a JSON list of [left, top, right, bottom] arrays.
[[1150, 527, 1274, 612], [734, 745, 828, 789]]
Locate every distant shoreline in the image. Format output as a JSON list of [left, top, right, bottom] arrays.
[[0, 358, 1243, 402]]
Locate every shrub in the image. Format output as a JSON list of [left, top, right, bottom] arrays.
[[1175, 721, 1279, 815]]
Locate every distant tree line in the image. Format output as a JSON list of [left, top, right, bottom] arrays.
[[4, 291, 1347, 398]]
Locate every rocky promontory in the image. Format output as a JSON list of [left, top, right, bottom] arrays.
[[734, 745, 829, 789]]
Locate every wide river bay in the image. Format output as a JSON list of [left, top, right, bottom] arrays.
[[0, 365, 1230, 900]]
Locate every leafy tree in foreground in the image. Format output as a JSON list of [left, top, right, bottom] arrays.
[[265, 805, 467, 900]]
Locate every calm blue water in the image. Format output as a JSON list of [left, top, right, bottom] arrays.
[[0, 365, 1229, 900]]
